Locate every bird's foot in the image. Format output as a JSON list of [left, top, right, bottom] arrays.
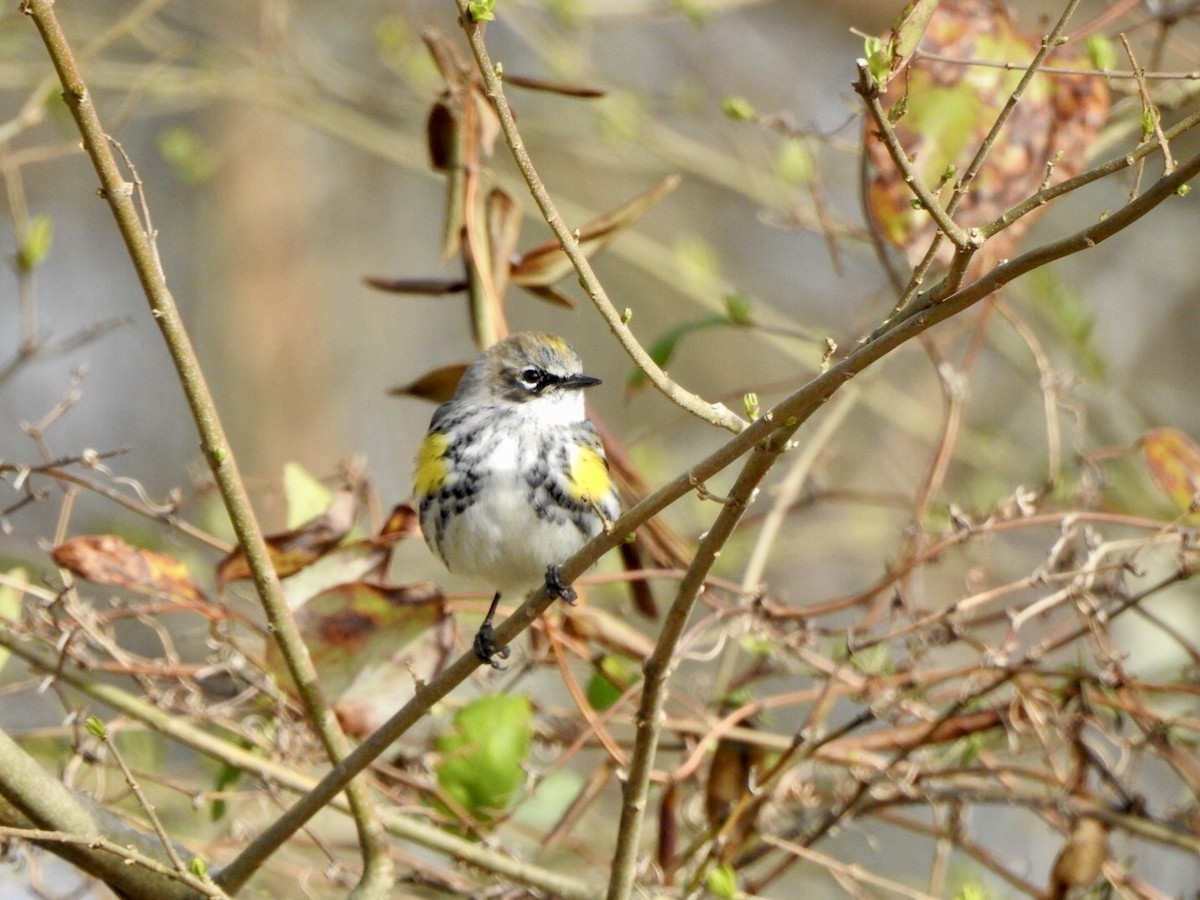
[[473, 621, 511, 670], [544, 564, 577, 605]]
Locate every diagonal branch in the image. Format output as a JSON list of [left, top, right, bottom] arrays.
[[213, 118, 1200, 887]]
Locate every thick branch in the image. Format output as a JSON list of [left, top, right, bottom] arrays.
[[0, 729, 220, 898]]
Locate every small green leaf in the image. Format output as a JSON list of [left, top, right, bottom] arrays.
[[1177, 184, 1191, 197], [467, 0, 495, 22], [773, 138, 811, 186], [864, 35, 894, 87], [435, 695, 532, 821], [742, 392, 760, 421], [156, 128, 219, 184], [586, 655, 638, 711], [85, 716, 107, 740], [283, 462, 334, 530], [16, 215, 53, 273], [720, 95, 755, 121], [707, 862, 739, 898], [723, 293, 753, 325], [886, 95, 908, 123], [1140, 106, 1154, 138], [188, 856, 208, 878], [626, 315, 726, 390], [1084, 34, 1116, 70]]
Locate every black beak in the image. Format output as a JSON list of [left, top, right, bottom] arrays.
[[562, 373, 602, 390]]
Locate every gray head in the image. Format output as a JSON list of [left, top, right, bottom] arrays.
[[454, 332, 602, 419]]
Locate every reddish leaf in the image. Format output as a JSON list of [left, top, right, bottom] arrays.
[[265, 580, 451, 737], [519, 284, 578, 310], [864, 0, 1110, 267], [375, 503, 422, 545], [1143, 428, 1200, 519], [53, 535, 207, 605]]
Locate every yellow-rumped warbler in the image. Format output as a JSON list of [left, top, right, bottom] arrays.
[[413, 332, 620, 668]]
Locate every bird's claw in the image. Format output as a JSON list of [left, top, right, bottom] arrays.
[[544, 564, 577, 605], [473, 621, 511, 670]]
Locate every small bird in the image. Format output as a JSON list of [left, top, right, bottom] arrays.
[[413, 332, 621, 668]]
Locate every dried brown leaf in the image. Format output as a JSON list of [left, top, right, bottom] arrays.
[[53, 535, 207, 606], [389, 363, 467, 403]]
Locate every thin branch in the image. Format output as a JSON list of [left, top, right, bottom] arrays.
[[453, 3, 748, 435], [854, 62, 977, 253], [18, 2, 391, 893], [946, 0, 1083, 219], [89, 719, 189, 877], [912, 48, 1200, 81], [1120, 33, 1176, 174], [607, 433, 785, 899]]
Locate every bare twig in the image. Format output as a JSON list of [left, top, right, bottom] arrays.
[[453, 3, 748, 435]]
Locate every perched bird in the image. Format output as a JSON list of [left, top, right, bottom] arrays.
[[413, 332, 620, 668]]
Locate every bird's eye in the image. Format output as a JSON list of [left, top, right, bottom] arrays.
[[518, 367, 544, 390]]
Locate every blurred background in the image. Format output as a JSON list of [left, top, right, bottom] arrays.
[[2, 0, 1199, 896]]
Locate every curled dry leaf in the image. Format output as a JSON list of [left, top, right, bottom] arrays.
[[361, 276, 468, 296], [510, 174, 682, 290], [884, 0, 939, 88], [1048, 816, 1109, 899], [53, 535, 208, 606], [390, 363, 468, 404], [217, 488, 357, 586], [704, 723, 769, 862]]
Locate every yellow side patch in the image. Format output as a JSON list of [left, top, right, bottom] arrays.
[[568, 444, 611, 505], [414, 432, 450, 496]]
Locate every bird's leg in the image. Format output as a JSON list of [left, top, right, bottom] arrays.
[[473, 591, 511, 670], [544, 564, 577, 605]]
